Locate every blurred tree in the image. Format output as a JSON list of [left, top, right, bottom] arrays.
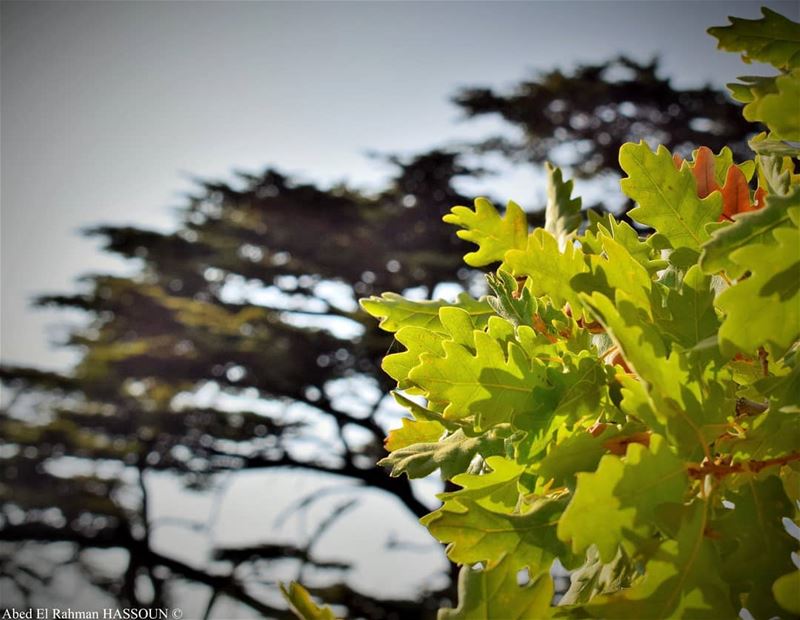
[[0, 151, 485, 619], [1, 58, 750, 619], [454, 56, 755, 179]]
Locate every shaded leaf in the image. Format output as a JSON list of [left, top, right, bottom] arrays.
[[422, 495, 567, 575], [485, 269, 536, 328], [378, 428, 502, 480], [700, 186, 800, 277], [716, 224, 800, 358], [439, 556, 553, 620], [578, 502, 736, 619], [557, 435, 688, 562], [535, 426, 623, 489], [708, 8, 800, 70], [660, 265, 719, 348], [716, 477, 796, 619], [560, 546, 637, 606]]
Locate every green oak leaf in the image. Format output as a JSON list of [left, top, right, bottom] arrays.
[[581, 213, 667, 275], [708, 7, 800, 70], [716, 476, 796, 619], [544, 162, 582, 245], [392, 391, 461, 431], [579, 502, 736, 619], [581, 291, 732, 457], [486, 269, 536, 328], [513, 354, 610, 460], [439, 556, 553, 620], [422, 495, 567, 575], [535, 425, 624, 490], [438, 455, 524, 512], [743, 70, 800, 140], [360, 291, 492, 333], [759, 361, 800, 413], [382, 325, 444, 391], [409, 320, 547, 429], [728, 74, 781, 106], [440, 306, 481, 348], [660, 265, 720, 349], [724, 408, 800, 463], [557, 434, 688, 563], [749, 132, 800, 157], [560, 546, 638, 606], [444, 198, 528, 267], [505, 228, 588, 316], [700, 186, 800, 277], [579, 291, 671, 388], [383, 306, 490, 391], [716, 224, 800, 358], [378, 428, 503, 480], [572, 232, 653, 318], [384, 417, 444, 452], [619, 142, 722, 250], [280, 582, 337, 620]]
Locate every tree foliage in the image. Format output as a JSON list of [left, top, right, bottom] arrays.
[[0, 23, 768, 620], [455, 57, 755, 180], [360, 9, 800, 620]]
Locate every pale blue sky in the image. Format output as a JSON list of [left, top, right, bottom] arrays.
[[2, 0, 795, 369]]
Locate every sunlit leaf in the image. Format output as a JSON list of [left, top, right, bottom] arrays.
[[444, 198, 528, 267], [620, 142, 722, 250]]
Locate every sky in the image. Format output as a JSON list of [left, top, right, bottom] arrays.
[[1, 0, 795, 370]]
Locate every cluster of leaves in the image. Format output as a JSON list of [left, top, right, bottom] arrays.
[[348, 9, 800, 620], [710, 8, 800, 142]]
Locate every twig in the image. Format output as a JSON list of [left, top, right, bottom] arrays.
[[688, 452, 800, 479]]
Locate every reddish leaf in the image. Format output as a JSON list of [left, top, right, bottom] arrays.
[[689, 146, 720, 198], [603, 431, 652, 455], [588, 421, 610, 437], [720, 165, 755, 219]]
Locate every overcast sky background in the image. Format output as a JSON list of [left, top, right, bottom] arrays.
[[2, 0, 796, 370]]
